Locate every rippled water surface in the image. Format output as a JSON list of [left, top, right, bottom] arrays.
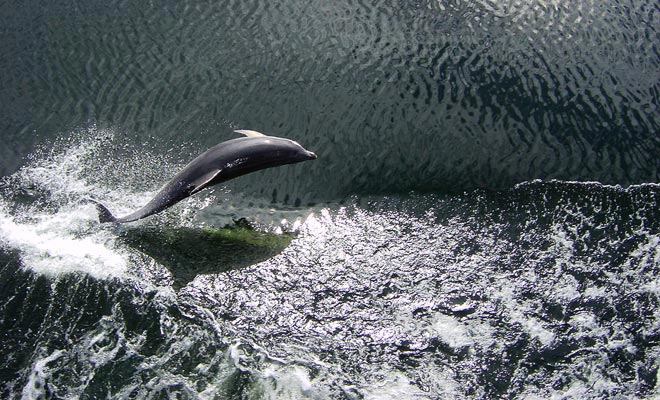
[[1, 0, 659, 398]]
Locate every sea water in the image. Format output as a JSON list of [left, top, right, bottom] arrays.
[[1, 0, 659, 398]]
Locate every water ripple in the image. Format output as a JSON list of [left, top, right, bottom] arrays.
[[2, 0, 656, 201]]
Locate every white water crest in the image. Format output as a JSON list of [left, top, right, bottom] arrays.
[[0, 203, 127, 278], [0, 131, 124, 278], [0, 127, 185, 278]]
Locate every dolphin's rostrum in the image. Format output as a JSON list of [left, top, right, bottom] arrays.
[[91, 130, 317, 223]]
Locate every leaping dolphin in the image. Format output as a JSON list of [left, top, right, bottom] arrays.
[[91, 130, 317, 223]]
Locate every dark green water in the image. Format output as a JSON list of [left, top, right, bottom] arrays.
[[1, 0, 659, 398]]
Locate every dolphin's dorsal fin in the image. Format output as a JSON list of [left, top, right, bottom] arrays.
[[234, 129, 266, 138], [189, 169, 223, 195]]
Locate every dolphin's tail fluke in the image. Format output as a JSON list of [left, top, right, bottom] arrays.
[[87, 199, 118, 223]]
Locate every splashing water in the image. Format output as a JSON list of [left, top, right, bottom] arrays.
[[0, 127, 234, 279], [0, 129, 133, 278], [1, 128, 660, 398]]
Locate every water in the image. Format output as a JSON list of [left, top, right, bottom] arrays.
[[1, 0, 659, 398]]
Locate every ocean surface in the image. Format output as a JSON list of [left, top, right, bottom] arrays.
[[1, 0, 659, 398]]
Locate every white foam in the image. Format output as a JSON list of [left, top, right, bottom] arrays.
[[631, 235, 660, 292], [432, 314, 474, 348], [568, 312, 608, 339], [552, 274, 581, 301], [361, 371, 431, 400], [258, 364, 317, 399], [0, 202, 127, 278], [491, 284, 555, 346], [21, 349, 65, 400], [226, 342, 328, 400], [0, 129, 141, 278]]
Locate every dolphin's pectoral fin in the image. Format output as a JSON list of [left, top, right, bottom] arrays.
[[189, 169, 223, 195]]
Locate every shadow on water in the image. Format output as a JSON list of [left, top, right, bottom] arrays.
[[119, 222, 293, 289]]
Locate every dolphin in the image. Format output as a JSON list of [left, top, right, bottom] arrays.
[[91, 130, 317, 223]]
